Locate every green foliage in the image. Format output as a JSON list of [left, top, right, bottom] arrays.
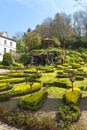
[[56, 65, 65, 70], [24, 32, 41, 51], [75, 76, 84, 81], [8, 72, 25, 78], [57, 73, 69, 78], [2, 53, 13, 66], [71, 63, 81, 69], [58, 105, 81, 124], [18, 91, 48, 110], [19, 53, 28, 65], [53, 36, 61, 47], [0, 75, 8, 79], [13, 62, 24, 69], [0, 83, 12, 91], [64, 88, 82, 104], [12, 82, 42, 96], [24, 68, 37, 73], [45, 87, 66, 98], [0, 107, 59, 130], [0, 78, 25, 84], [0, 92, 11, 101]]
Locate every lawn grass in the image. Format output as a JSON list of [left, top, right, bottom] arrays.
[[74, 78, 87, 88], [45, 87, 66, 98], [40, 70, 57, 84]]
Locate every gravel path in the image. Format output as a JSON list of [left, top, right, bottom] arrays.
[[0, 93, 87, 129], [78, 95, 87, 129]]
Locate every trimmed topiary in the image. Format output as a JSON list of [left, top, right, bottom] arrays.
[[75, 76, 84, 81], [58, 105, 81, 124], [64, 88, 82, 104], [2, 53, 13, 66], [12, 82, 42, 96], [18, 91, 48, 111]]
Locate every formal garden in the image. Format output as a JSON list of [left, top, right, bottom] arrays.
[[0, 48, 87, 130]]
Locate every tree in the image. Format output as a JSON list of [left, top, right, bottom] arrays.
[[73, 11, 86, 36], [23, 32, 42, 51], [53, 13, 75, 48], [16, 38, 26, 53], [35, 17, 53, 39], [74, 0, 87, 6], [2, 53, 13, 66], [53, 37, 61, 47]]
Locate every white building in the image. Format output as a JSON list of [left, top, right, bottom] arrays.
[[0, 32, 16, 61]]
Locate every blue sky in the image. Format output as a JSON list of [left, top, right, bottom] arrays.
[[0, 0, 85, 37]]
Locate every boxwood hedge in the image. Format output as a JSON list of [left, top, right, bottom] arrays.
[[18, 91, 48, 111]]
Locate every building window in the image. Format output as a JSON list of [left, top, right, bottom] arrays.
[[10, 42, 12, 46], [10, 49, 12, 54], [4, 40, 7, 45], [4, 48, 6, 53]]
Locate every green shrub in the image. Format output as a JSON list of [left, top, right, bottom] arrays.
[[57, 73, 69, 78], [12, 82, 42, 96], [58, 105, 81, 124], [8, 73, 25, 78], [2, 53, 13, 66], [64, 88, 82, 104], [75, 70, 85, 76], [13, 62, 24, 69], [0, 65, 12, 69], [56, 78, 71, 88], [77, 68, 84, 71], [44, 69, 54, 73], [79, 86, 85, 90], [56, 65, 65, 70], [0, 78, 25, 84], [0, 75, 8, 79], [71, 63, 81, 69], [75, 76, 84, 81], [0, 83, 12, 91], [79, 62, 85, 65], [44, 78, 71, 88], [0, 92, 11, 101], [57, 70, 64, 74], [24, 69, 37, 74], [18, 91, 48, 111]]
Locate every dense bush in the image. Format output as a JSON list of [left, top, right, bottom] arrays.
[[56, 78, 71, 88], [8, 73, 25, 78], [12, 82, 42, 96], [71, 63, 81, 69], [43, 78, 71, 88], [0, 83, 12, 91], [13, 62, 24, 69], [57, 73, 69, 78], [2, 53, 13, 66], [75, 76, 84, 81], [57, 70, 64, 74], [44, 69, 54, 73], [18, 91, 48, 111], [0, 75, 8, 79], [24, 68, 37, 73], [0, 78, 25, 84], [0, 65, 12, 69], [0, 107, 59, 130], [64, 88, 82, 104], [0, 92, 11, 101], [56, 65, 65, 70], [58, 105, 81, 124]]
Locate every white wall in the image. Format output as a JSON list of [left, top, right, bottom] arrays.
[[0, 37, 16, 61]]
